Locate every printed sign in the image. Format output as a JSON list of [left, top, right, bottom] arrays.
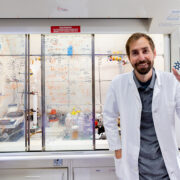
[[51, 26, 81, 33]]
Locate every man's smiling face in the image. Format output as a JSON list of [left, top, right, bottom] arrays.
[[129, 37, 156, 75]]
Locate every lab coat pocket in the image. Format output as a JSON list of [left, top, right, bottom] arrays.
[[114, 157, 123, 179]]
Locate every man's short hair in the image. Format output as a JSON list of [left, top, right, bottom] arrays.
[[126, 33, 155, 57]]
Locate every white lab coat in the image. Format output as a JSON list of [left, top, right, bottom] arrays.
[[103, 70, 180, 180]]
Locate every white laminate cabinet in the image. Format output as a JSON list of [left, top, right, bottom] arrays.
[[73, 167, 118, 180], [0, 168, 67, 180]]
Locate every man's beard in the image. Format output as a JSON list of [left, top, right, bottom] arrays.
[[134, 60, 152, 75]]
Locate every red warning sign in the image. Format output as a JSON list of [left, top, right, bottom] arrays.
[[51, 26, 81, 33]]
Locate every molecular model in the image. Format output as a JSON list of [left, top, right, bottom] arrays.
[[173, 61, 180, 70]]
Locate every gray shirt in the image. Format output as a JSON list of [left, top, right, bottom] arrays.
[[133, 69, 170, 180]]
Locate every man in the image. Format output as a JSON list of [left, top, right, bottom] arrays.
[[103, 33, 180, 180]]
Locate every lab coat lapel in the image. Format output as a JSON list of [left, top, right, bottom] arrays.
[[128, 72, 141, 109], [152, 71, 161, 113]]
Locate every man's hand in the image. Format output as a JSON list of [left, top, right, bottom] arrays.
[[115, 149, 122, 159], [172, 67, 180, 82]]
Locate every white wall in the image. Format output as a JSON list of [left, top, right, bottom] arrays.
[[0, 0, 179, 33]]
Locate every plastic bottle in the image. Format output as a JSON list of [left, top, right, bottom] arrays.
[[78, 112, 84, 139], [64, 113, 72, 139], [71, 113, 79, 139]]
